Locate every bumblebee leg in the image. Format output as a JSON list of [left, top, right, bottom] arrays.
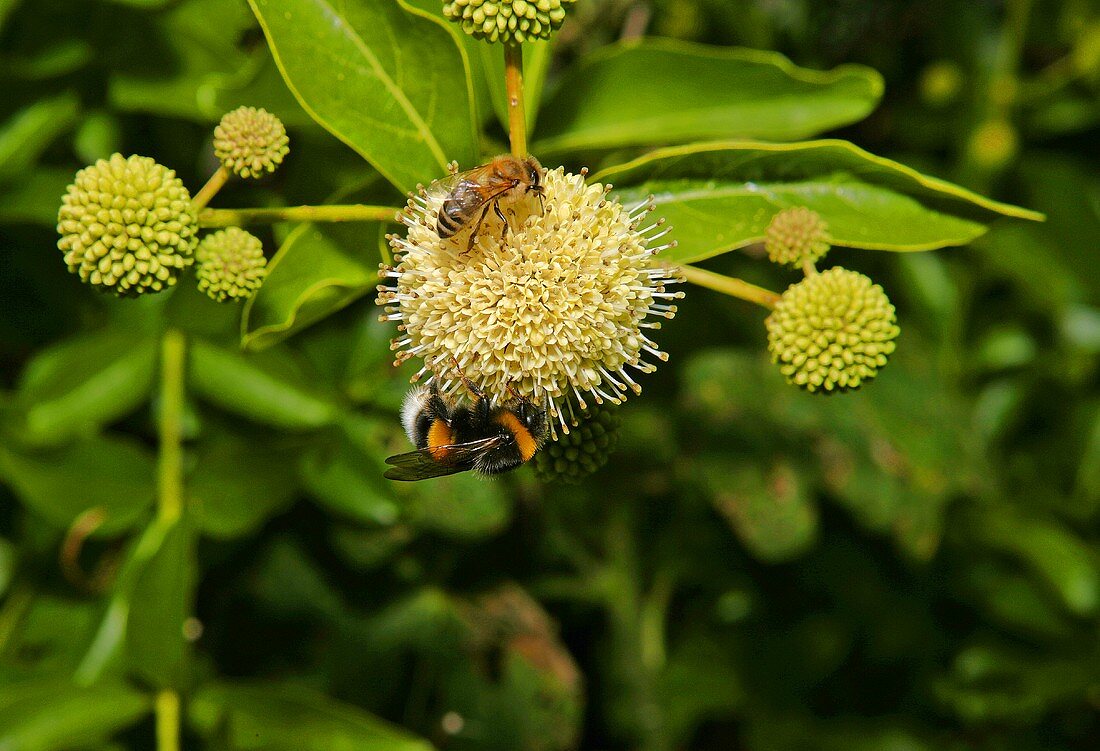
[[467, 202, 493, 253], [449, 356, 486, 403], [426, 381, 453, 422]]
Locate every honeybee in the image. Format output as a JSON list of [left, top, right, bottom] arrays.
[[384, 367, 548, 482], [435, 154, 545, 251]]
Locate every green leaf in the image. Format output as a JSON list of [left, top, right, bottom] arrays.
[[75, 512, 183, 685], [190, 438, 298, 539], [12, 330, 157, 447], [4, 39, 93, 80], [300, 437, 400, 526], [0, 93, 80, 184], [0, 537, 14, 598], [240, 224, 377, 352], [107, 0, 258, 121], [188, 682, 434, 751], [0, 434, 155, 535], [0, 169, 76, 226], [248, 0, 477, 192], [534, 41, 883, 154], [968, 509, 1099, 616], [340, 415, 512, 538], [126, 515, 196, 689], [0, 679, 150, 751], [697, 456, 817, 563], [189, 338, 340, 430], [595, 140, 1044, 264]]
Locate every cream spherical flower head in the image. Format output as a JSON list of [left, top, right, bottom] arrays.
[[766, 267, 899, 394], [195, 227, 268, 302], [57, 153, 197, 296], [213, 106, 289, 179], [377, 165, 681, 434]]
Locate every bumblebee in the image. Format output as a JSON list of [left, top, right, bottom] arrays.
[[384, 372, 548, 482]]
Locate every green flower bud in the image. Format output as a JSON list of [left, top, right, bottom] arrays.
[[442, 0, 576, 43], [195, 227, 268, 302], [533, 406, 621, 484], [765, 267, 899, 394], [213, 106, 289, 179], [764, 206, 831, 267], [57, 154, 197, 296]]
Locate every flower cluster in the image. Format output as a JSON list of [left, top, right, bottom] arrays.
[[764, 206, 830, 267], [533, 406, 621, 483], [57, 154, 197, 296], [195, 227, 268, 302], [377, 165, 681, 435], [443, 0, 575, 43], [766, 267, 899, 393], [213, 106, 289, 179]]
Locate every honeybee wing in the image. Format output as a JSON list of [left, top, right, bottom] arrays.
[[383, 435, 508, 482], [428, 164, 516, 203]]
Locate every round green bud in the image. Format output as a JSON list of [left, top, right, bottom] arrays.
[[764, 207, 831, 267], [195, 227, 268, 302], [533, 406, 621, 484], [213, 106, 289, 179], [765, 267, 900, 394], [919, 61, 963, 107], [442, 0, 576, 43], [966, 118, 1018, 171], [57, 153, 197, 296]]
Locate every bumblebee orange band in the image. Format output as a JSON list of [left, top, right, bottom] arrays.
[[427, 419, 454, 462], [497, 411, 538, 462]]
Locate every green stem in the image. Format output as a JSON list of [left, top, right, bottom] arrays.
[[190, 166, 230, 212], [677, 264, 781, 309], [504, 42, 527, 156], [153, 332, 186, 751], [156, 690, 181, 751], [198, 204, 400, 227], [158, 330, 186, 524]]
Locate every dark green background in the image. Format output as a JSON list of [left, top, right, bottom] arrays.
[[1, 0, 1098, 749]]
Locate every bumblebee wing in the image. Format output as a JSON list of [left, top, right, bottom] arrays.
[[383, 435, 507, 482]]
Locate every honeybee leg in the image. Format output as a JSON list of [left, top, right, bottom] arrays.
[[467, 203, 493, 253], [493, 200, 509, 239]]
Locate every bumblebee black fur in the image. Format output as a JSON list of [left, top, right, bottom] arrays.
[[385, 381, 548, 481]]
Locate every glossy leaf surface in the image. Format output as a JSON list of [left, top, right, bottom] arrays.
[[535, 41, 883, 153], [248, 0, 477, 192], [597, 140, 1044, 263]]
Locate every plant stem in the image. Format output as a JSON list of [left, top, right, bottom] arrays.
[[504, 42, 527, 156], [153, 332, 186, 751], [155, 689, 181, 751], [199, 204, 399, 227], [191, 166, 229, 212], [158, 329, 186, 525], [677, 264, 781, 309]]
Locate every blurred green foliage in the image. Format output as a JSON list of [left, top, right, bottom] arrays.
[[1, 0, 1099, 749]]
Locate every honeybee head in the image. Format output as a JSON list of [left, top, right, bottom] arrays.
[[523, 155, 543, 194]]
